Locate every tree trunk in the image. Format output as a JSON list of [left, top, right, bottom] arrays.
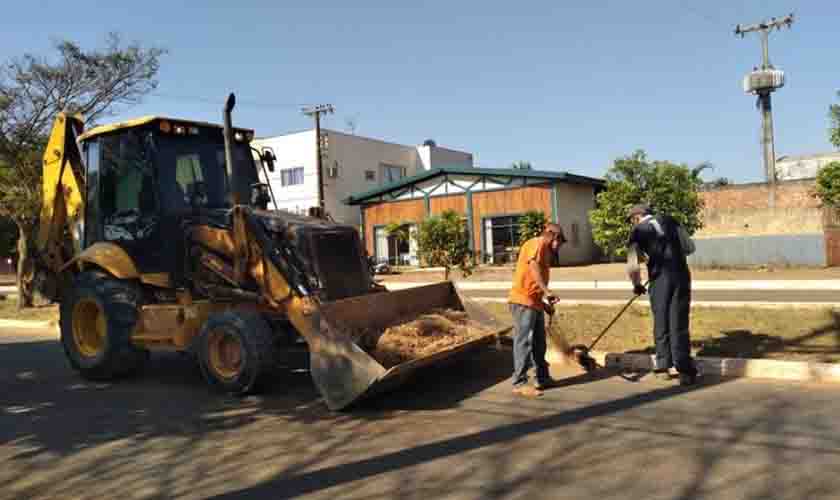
[[16, 224, 34, 310]]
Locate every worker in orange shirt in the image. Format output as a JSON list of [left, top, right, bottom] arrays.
[[508, 223, 566, 397]]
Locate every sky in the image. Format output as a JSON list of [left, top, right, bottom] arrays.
[[1, 1, 837, 183]]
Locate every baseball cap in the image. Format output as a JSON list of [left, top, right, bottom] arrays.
[[626, 203, 652, 221]]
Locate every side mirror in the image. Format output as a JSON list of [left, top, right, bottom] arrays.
[[250, 183, 271, 211], [261, 147, 276, 173]]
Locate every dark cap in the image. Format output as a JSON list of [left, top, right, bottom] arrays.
[[626, 203, 652, 221]]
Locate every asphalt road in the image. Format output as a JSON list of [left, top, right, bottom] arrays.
[[3, 325, 840, 500]]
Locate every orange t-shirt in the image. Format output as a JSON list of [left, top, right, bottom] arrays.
[[508, 237, 551, 309]]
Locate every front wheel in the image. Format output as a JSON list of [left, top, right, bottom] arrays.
[[60, 271, 149, 380], [197, 311, 277, 395]]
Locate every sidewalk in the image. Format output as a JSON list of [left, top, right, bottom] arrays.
[[383, 279, 840, 291], [383, 262, 840, 283]]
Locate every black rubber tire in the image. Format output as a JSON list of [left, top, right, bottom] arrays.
[[197, 311, 276, 395], [60, 271, 149, 380]]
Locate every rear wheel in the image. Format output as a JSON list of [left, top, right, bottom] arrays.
[[197, 311, 276, 395], [60, 271, 149, 380]]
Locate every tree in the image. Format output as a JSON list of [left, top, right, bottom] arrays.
[[518, 210, 547, 242], [0, 33, 165, 307], [385, 222, 409, 244], [829, 91, 840, 149], [0, 216, 17, 260], [511, 161, 532, 170], [815, 161, 840, 208], [415, 210, 473, 280], [588, 150, 706, 259]]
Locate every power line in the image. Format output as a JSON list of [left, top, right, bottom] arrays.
[[677, 1, 725, 27], [150, 91, 318, 109]]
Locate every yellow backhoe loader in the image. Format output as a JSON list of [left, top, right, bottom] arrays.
[[31, 94, 509, 410]]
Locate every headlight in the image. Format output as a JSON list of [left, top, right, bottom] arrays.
[[72, 220, 84, 249]]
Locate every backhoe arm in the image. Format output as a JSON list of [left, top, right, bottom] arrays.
[[36, 113, 86, 273]]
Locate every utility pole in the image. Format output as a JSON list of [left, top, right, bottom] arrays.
[[302, 104, 334, 217], [735, 14, 794, 205]]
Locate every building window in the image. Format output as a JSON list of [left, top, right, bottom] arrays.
[[365, 170, 375, 181], [380, 164, 406, 184], [280, 167, 304, 186], [483, 215, 524, 264], [374, 224, 418, 266]]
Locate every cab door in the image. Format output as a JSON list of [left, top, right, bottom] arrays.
[[94, 128, 166, 274]]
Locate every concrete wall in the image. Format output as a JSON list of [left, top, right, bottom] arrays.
[[554, 183, 598, 265], [688, 235, 826, 267], [826, 209, 840, 267], [693, 180, 828, 266], [699, 179, 818, 211], [696, 208, 824, 237]]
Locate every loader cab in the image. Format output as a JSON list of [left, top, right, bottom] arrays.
[[79, 117, 261, 277]]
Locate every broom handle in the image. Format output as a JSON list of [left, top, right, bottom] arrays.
[[586, 280, 650, 351]]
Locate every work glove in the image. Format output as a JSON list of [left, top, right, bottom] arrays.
[[633, 283, 647, 296]]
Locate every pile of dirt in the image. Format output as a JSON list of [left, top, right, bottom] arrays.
[[369, 308, 494, 368]]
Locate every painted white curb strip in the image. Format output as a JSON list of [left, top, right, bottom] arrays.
[[597, 351, 840, 384], [382, 280, 840, 291], [471, 297, 840, 309], [0, 319, 56, 329]]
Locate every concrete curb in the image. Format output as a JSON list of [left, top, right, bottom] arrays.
[[383, 280, 840, 291], [0, 318, 58, 330], [2, 315, 838, 385], [586, 351, 840, 384]]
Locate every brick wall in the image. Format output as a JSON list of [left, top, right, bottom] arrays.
[[826, 229, 840, 267], [697, 180, 823, 238], [826, 209, 840, 266], [691, 181, 837, 266], [699, 179, 819, 210]]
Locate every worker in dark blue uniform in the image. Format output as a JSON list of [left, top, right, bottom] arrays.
[[626, 204, 698, 386]]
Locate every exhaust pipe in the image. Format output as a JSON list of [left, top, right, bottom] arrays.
[[222, 93, 238, 205]]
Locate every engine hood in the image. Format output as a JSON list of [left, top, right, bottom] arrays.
[[254, 210, 373, 301]]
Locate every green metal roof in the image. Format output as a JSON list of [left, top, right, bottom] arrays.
[[344, 166, 604, 205]]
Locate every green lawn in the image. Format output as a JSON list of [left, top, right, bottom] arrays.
[[484, 303, 840, 363]]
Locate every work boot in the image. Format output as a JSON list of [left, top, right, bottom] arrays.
[[679, 373, 698, 386], [513, 385, 544, 398], [534, 377, 560, 391], [652, 369, 671, 381]]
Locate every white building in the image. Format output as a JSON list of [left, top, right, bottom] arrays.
[[252, 130, 473, 225], [775, 152, 840, 181]]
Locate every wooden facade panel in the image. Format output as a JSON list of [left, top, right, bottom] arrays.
[[471, 186, 553, 253], [362, 199, 425, 255], [430, 195, 467, 215]]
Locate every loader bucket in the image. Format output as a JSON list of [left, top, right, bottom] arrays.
[[294, 281, 511, 410]]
